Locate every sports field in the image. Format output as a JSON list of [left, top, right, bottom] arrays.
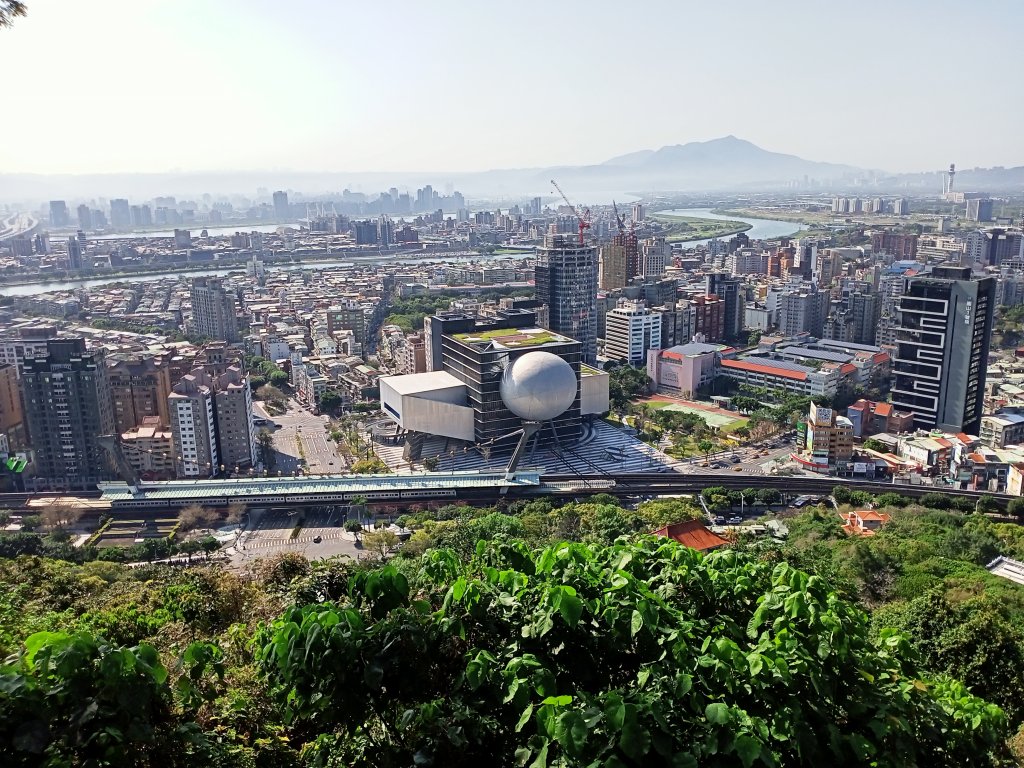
[[643, 400, 746, 431]]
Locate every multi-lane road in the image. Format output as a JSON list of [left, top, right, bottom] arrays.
[[255, 401, 346, 475]]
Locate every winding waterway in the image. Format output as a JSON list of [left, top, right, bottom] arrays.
[[0, 210, 798, 297]]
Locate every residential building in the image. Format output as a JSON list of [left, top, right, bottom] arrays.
[[0, 364, 25, 449], [168, 372, 218, 478], [213, 366, 256, 471], [689, 294, 725, 343], [840, 510, 892, 536], [599, 243, 628, 290], [604, 300, 662, 365], [190, 277, 240, 343], [120, 416, 175, 479], [778, 288, 830, 337], [21, 339, 116, 490], [534, 233, 598, 364], [890, 265, 995, 433], [980, 409, 1024, 449], [76, 204, 92, 231], [871, 232, 918, 259], [109, 198, 131, 230], [272, 190, 289, 221], [966, 198, 994, 223], [705, 273, 744, 340], [325, 300, 366, 345], [107, 354, 172, 434], [846, 399, 914, 438]]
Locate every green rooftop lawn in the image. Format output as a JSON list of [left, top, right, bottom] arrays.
[[453, 327, 564, 347]]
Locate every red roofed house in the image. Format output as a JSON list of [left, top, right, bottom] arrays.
[[846, 399, 914, 438], [653, 520, 728, 552], [840, 509, 892, 536]]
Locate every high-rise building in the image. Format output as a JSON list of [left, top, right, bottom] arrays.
[[639, 238, 669, 278], [598, 243, 628, 290], [705, 273, 744, 340], [107, 354, 172, 435], [632, 203, 645, 222], [21, 339, 115, 490], [110, 199, 131, 230], [189, 277, 240, 342], [0, 363, 25, 449], [689, 295, 725, 343], [67, 234, 84, 270], [76, 204, 93, 231], [966, 198, 994, 223], [129, 205, 153, 228], [173, 229, 192, 249], [378, 215, 394, 247], [890, 265, 995, 433], [530, 197, 542, 215], [325, 300, 366, 344], [213, 367, 256, 472], [535, 234, 598, 364], [168, 373, 218, 478], [871, 232, 918, 260], [778, 288, 831, 338], [604, 300, 663, 365], [354, 219, 379, 245], [272, 190, 289, 221], [49, 200, 70, 228]]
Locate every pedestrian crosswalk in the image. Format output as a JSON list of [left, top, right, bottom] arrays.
[[241, 531, 349, 550]]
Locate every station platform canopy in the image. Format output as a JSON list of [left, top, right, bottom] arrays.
[[97, 470, 543, 503]]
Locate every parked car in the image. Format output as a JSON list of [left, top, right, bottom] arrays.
[[714, 516, 726, 525], [730, 455, 741, 464], [727, 516, 743, 525], [312, 535, 323, 543]]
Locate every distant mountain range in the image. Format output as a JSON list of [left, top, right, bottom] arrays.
[[2, 137, 1023, 204]]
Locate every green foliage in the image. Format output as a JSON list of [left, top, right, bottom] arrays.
[[608, 365, 652, 410], [256, 538, 1009, 767], [351, 457, 390, 474], [318, 390, 343, 413]]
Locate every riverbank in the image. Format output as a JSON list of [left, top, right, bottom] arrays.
[[648, 212, 752, 243]]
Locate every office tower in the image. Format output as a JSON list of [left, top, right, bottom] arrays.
[[705, 272, 744, 340], [76, 204, 93, 231], [213, 367, 256, 471], [169, 373, 218, 478], [354, 219, 379, 245], [325, 300, 366, 344], [893, 198, 908, 215], [890, 265, 995, 433], [632, 203, 645, 222], [0, 363, 25, 449], [272, 190, 289, 221], [604, 300, 662, 365], [190, 277, 240, 342], [378, 215, 394, 247], [107, 354, 172, 434], [21, 339, 115, 490], [49, 200, 70, 228], [534, 233, 598, 364], [531, 197, 542, 215], [778, 288, 831, 337], [109, 198, 131, 229], [967, 198, 994, 223], [979, 229, 1024, 268]]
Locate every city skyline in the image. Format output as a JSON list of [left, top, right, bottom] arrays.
[[2, 0, 1023, 177]]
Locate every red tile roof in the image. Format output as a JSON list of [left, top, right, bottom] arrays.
[[720, 358, 807, 381], [874, 402, 893, 417], [653, 520, 728, 552]]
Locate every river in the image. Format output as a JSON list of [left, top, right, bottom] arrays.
[[656, 208, 799, 246], [0, 209, 797, 297]]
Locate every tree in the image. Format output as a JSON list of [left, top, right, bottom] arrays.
[[39, 500, 83, 531], [20, 514, 41, 532], [1009, 497, 1024, 520], [0, 510, 10, 528], [344, 519, 363, 540], [269, 370, 290, 388], [177, 504, 216, 533], [318, 390, 343, 414], [697, 439, 715, 463], [422, 456, 440, 472], [352, 457, 389, 474], [362, 528, 399, 560], [0, 1, 26, 28], [863, 438, 888, 453], [225, 501, 247, 525], [256, 540, 1009, 767]]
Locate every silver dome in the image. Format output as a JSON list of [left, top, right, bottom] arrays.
[[499, 351, 577, 422]]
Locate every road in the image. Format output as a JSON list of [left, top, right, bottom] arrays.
[[254, 400, 346, 475], [668, 435, 801, 477], [230, 507, 359, 564]]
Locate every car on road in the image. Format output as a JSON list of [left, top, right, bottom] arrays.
[[732, 466, 743, 471], [727, 516, 742, 525], [730, 455, 741, 464], [312, 535, 323, 543], [714, 516, 726, 525]]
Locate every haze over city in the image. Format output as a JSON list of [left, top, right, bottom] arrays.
[[2, 0, 1023, 178]]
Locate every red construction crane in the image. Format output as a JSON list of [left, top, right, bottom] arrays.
[[550, 179, 591, 246]]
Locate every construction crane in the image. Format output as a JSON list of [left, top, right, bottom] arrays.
[[612, 200, 627, 236], [550, 179, 591, 246]]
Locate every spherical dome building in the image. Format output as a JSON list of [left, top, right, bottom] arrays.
[[499, 351, 578, 422]]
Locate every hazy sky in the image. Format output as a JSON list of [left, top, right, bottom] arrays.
[[2, 0, 1022, 175]]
